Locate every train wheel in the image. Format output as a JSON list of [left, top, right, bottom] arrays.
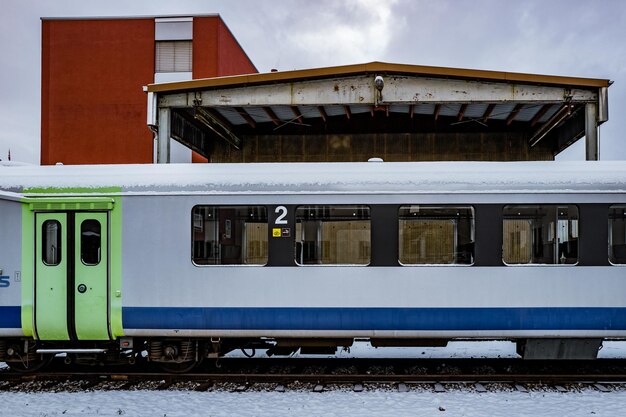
[[157, 359, 200, 373], [6, 355, 54, 373]]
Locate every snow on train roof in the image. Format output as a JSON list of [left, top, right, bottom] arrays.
[[1, 161, 626, 195]]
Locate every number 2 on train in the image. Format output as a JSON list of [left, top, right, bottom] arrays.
[[275, 206, 288, 225]]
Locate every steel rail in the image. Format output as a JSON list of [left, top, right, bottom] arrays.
[[3, 371, 626, 385]]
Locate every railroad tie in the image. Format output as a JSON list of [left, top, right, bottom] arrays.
[[593, 383, 610, 393], [474, 383, 487, 392], [0, 381, 27, 391], [119, 382, 136, 390], [79, 379, 105, 390], [514, 384, 528, 393], [235, 384, 249, 392], [157, 381, 173, 390], [194, 382, 213, 392]]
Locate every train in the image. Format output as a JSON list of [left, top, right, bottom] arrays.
[[2, 160, 626, 371]]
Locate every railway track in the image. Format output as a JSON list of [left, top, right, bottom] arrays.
[[2, 358, 626, 392]]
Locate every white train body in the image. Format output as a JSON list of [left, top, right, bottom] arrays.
[[2, 161, 626, 364]]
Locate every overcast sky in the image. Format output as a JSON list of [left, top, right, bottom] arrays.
[[1, 0, 625, 164]]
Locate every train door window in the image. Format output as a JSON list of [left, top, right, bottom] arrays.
[[398, 206, 474, 265], [503, 205, 578, 265], [192, 206, 268, 265], [80, 219, 101, 265], [609, 205, 626, 264], [295, 205, 370, 265], [42, 220, 62, 266]]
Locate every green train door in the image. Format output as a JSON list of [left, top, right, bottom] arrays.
[[35, 211, 111, 341], [35, 213, 69, 340]]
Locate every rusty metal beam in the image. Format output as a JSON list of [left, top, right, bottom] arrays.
[[263, 107, 280, 126], [530, 104, 553, 127], [194, 107, 242, 149], [291, 106, 304, 124], [506, 104, 524, 125], [434, 104, 441, 121], [235, 107, 256, 128], [372, 105, 389, 117], [529, 104, 571, 147], [198, 107, 234, 131], [317, 106, 328, 123], [458, 104, 468, 121], [482, 103, 496, 123], [549, 105, 585, 155]]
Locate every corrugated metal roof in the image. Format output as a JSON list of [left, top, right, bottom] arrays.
[[538, 105, 561, 124], [216, 107, 246, 125], [464, 103, 489, 119], [414, 103, 436, 116], [490, 103, 517, 120], [439, 104, 462, 118], [516, 104, 542, 122], [298, 105, 322, 119], [199, 102, 573, 127], [270, 106, 296, 122]]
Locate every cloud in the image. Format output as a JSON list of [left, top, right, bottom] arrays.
[[277, 0, 404, 68]]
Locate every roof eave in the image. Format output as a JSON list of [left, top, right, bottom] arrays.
[[146, 61, 611, 94]]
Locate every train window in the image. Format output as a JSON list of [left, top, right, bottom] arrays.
[[295, 205, 370, 265], [80, 220, 101, 265], [42, 220, 62, 266], [398, 206, 474, 265], [192, 206, 268, 265], [609, 205, 626, 264], [503, 205, 578, 265]]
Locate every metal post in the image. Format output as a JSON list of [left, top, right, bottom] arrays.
[[585, 103, 598, 161], [157, 108, 171, 164], [598, 87, 609, 123]]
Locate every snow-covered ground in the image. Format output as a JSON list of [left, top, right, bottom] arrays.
[[4, 387, 626, 417], [3, 341, 626, 416]]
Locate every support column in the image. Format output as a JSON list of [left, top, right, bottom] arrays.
[[157, 108, 171, 164], [585, 103, 598, 161]]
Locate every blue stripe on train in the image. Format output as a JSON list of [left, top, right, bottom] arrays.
[[0, 306, 21, 328], [122, 307, 626, 331]]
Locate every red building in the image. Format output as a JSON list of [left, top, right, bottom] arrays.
[[41, 15, 256, 165]]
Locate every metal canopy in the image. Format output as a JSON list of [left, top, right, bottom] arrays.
[[146, 62, 611, 163]]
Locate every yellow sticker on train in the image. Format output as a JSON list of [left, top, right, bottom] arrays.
[[272, 228, 282, 237]]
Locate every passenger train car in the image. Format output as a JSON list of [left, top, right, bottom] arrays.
[[2, 161, 626, 371]]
